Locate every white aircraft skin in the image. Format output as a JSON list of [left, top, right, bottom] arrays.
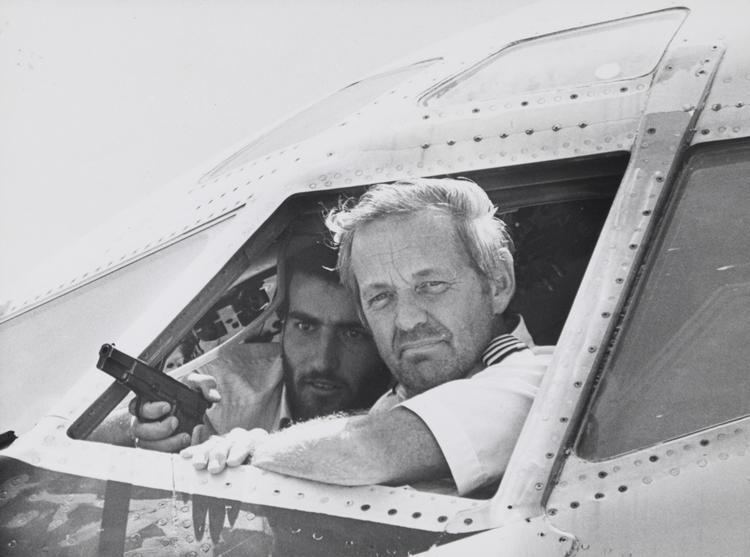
[[1, 0, 749, 555]]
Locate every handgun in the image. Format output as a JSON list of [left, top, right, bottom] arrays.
[[95, 343, 211, 436]]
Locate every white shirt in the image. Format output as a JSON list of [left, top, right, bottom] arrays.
[[370, 319, 550, 495]]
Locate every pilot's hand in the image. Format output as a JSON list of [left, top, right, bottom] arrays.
[[180, 427, 269, 474]]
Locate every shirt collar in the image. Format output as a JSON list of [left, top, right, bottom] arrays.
[[481, 315, 532, 367], [481, 334, 529, 367]]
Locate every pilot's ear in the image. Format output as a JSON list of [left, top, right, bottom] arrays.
[[490, 250, 515, 315]]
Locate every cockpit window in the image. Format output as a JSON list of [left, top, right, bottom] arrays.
[[0, 218, 237, 435], [422, 8, 686, 105], [199, 60, 439, 184], [578, 139, 750, 459]]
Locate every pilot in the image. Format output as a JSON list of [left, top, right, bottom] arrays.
[[182, 179, 550, 497], [91, 244, 391, 452]]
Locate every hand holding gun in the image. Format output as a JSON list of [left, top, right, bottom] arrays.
[[95, 343, 214, 436], [69, 344, 220, 450]]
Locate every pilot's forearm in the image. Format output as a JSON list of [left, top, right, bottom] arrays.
[[250, 407, 449, 486]]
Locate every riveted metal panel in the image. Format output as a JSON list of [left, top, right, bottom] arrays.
[[2, 416, 484, 535], [547, 421, 750, 556], [443, 42, 723, 534]]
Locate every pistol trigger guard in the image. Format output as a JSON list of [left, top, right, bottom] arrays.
[[134, 396, 147, 421]]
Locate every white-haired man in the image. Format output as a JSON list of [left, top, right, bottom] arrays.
[[182, 179, 548, 496]]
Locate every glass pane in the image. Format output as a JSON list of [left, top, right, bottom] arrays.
[[424, 9, 686, 105], [200, 60, 438, 183], [579, 139, 750, 459], [0, 218, 235, 434]]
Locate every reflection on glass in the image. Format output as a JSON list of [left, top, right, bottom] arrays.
[[579, 139, 750, 459], [424, 9, 686, 105], [200, 59, 438, 184]]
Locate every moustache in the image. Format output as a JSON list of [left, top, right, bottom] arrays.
[[393, 323, 452, 355]]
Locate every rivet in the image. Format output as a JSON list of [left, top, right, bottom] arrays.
[[552, 124, 561, 132], [535, 482, 544, 490], [601, 312, 611, 318], [472, 108, 480, 113], [421, 144, 430, 149], [412, 512, 422, 519], [711, 103, 722, 111], [578, 122, 588, 129], [547, 508, 558, 516], [422, 114, 430, 119], [570, 501, 580, 509], [573, 381, 582, 388], [700, 439, 710, 446], [620, 87, 628, 92], [521, 101, 528, 107], [649, 455, 659, 462], [587, 346, 597, 353], [500, 133, 509, 139], [655, 175, 664, 183], [642, 209, 652, 216], [736, 102, 744, 108], [387, 508, 397, 515], [594, 492, 605, 499], [700, 128, 711, 135], [437, 515, 448, 522], [570, 93, 579, 100], [618, 485, 628, 493], [447, 140, 456, 146], [642, 476, 653, 484], [312, 532, 323, 541], [361, 504, 370, 511], [473, 136, 483, 142], [464, 518, 473, 525], [525, 129, 534, 135], [598, 471, 608, 479], [545, 452, 554, 459], [560, 416, 569, 422]]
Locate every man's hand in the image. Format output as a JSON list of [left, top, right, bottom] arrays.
[[180, 427, 269, 474], [128, 372, 221, 453]]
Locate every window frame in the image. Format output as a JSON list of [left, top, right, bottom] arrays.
[[464, 41, 725, 532], [576, 137, 750, 460]]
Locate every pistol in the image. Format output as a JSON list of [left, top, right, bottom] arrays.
[[96, 343, 211, 436]]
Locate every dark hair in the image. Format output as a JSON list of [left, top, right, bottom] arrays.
[[277, 241, 340, 317]]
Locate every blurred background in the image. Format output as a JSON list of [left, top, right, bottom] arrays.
[[0, 0, 529, 295]]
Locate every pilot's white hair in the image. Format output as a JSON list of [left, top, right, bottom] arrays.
[[325, 178, 513, 299]]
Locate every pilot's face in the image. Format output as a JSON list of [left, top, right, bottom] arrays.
[[282, 272, 385, 422], [351, 210, 511, 397]]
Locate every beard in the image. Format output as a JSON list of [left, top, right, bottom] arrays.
[[281, 351, 391, 422]]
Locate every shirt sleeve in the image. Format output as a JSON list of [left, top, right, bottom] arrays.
[[399, 350, 548, 495]]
